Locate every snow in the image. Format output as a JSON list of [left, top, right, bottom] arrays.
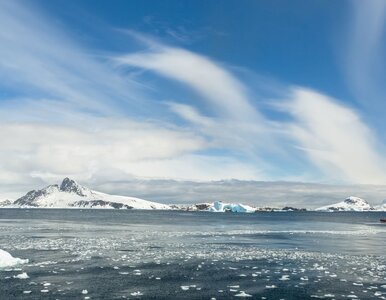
[[374, 199, 386, 211], [209, 201, 255, 213], [315, 196, 373, 212], [0, 249, 28, 268], [12, 178, 170, 210]]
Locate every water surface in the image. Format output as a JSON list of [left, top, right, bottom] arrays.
[[1, 209, 386, 299]]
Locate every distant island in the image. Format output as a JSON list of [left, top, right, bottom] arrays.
[[1, 178, 385, 212]]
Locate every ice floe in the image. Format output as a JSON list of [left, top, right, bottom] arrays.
[[0, 249, 28, 268]]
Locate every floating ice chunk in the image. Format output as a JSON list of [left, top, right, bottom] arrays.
[[82, 289, 88, 294], [13, 272, 29, 279], [265, 285, 277, 289], [235, 291, 252, 297], [279, 275, 290, 281], [40, 289, 49, 293], [300, 276, 309, 281], [23, 291, 32, 294], [130, 291, 143, 296], [0, 249, 28, 268], [181, 286, 190, 291]]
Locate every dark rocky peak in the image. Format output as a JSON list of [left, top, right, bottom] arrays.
[[59, 178, 88, 196]]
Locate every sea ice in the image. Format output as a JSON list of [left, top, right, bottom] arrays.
[[130, 291, 143, 296], [13, 272, 29, 279], [235, 291, 252, 297], [0, 249, 28, 268]]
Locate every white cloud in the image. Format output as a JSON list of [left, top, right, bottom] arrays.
[[284, 88, 386, 184], [0, 1, 147, 116], [0, 119, 205, 177], [116, 42, 264, 123], [115, 40, 277, 174]]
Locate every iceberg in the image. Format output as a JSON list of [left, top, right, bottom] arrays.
[[0, 249, 28, 268], [209, 201, 256, 213]]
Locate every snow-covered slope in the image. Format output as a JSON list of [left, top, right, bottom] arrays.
[[374, 199, 386, 211], [12, 178, 170, 210], [315, 196, 374, 212], [209, 201, 256, 213]]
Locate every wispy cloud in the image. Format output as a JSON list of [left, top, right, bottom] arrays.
[[115, 36, 278, 174], [116, 41, 262, 122], [283, 88, 386, 184], [0, 1, 148, 116]]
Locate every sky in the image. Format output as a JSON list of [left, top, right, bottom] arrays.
[[1, 0, 386, 205]]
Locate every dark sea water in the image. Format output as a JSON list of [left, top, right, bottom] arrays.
[[0, 209, 386, 299]]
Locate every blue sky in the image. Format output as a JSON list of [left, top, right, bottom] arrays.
[[1, 0, 386, 199]]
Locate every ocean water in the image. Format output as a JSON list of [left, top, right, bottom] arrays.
[[0, 209, 386, 299]]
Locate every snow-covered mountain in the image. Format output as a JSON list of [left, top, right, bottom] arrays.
[[315, 196, 374, 212], [11, 178, 170, 210], [0, 199, 12, 207]]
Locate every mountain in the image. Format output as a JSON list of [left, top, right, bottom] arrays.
[[315, 196, 374, 211], [12, 178, 170, 210], [0, 199, 13, 207]]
